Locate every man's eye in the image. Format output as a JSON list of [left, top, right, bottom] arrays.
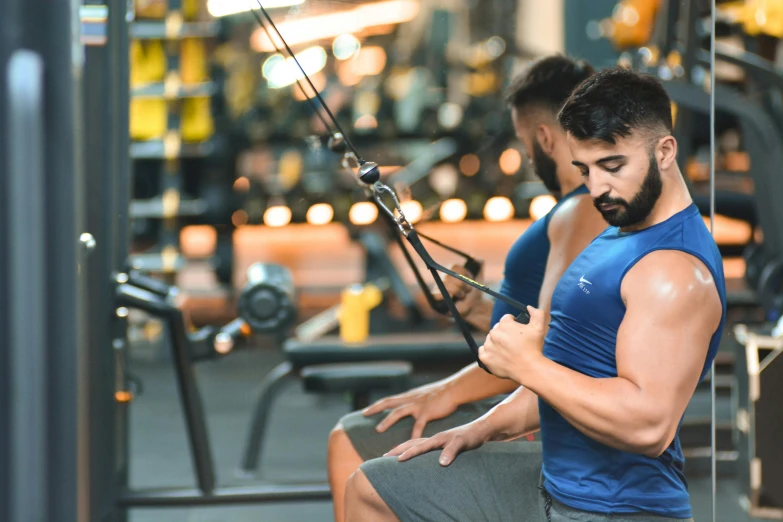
[[605, 165, 622, 173], [579, 168, 589, 177]]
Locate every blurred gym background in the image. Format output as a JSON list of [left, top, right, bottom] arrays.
[[4, 0, 783, 521]]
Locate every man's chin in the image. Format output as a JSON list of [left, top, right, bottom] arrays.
[[600, 209, 627, 227]]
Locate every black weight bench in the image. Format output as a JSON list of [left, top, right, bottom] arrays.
[[238, 331, 479, 475], [301, 361, 413, 410]]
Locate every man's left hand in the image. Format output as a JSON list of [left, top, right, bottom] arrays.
[[478, 306, 548, 382]]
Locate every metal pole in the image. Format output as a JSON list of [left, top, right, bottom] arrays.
[[115, 0, 131, 267], [7, 48, 47, 522], [30, 0, 84, 517], [0, 0, 19, 518], [709, 2, 717, 521], [1, 0, 83, 520], [82, 0, 127, 520]]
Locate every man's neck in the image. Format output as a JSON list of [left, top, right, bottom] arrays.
[[556, 175, 584, 197], [555, 163, 586, 196]]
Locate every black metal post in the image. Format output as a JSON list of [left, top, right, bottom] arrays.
[[0, 1, 17, 517], [82, 1, 126, 519], [7, 48, 47, 522], [2, 0, 86, 520], [109, 2, 133, 514]]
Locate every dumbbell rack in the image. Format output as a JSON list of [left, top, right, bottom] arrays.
[[128, 0, 221, 282]]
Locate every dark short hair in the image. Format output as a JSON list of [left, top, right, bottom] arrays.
[[557, 67, 673, 145], [504, 55, 595, 116]]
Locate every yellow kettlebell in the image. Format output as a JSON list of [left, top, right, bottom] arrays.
[[339, 283, 383, 344]]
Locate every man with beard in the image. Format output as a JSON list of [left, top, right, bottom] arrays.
[[343, 68, 726, 522], [326, 55, 609, 522]]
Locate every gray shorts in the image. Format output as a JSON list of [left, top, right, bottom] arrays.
[[341, 398, 503, 461], [360, 442, 694, 522]]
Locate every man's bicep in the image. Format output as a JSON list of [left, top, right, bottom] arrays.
[[616, 253, 722, 425]]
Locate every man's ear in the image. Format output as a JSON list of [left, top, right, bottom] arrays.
[[535, 124, 556, 155], [657, 135, 678, 170]]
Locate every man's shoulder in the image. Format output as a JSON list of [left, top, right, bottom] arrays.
[[622, 250, 724, 313], [547, 194, 606, 242]]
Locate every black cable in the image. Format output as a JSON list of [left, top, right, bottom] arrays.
[[247, 7, 335, 136], [253, 0, 365, 162], [247, 2, 532, 373]]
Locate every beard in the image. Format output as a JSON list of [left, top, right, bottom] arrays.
[[532, 140, 560, 194], [593, 153, 663, 228]]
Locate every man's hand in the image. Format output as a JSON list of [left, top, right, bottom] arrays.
[[383, 420, 492, 466], [362, 381, 459, 439], [479, 307, 548, 381]]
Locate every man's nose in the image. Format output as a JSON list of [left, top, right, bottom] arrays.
[[586, 170, 610, 200]]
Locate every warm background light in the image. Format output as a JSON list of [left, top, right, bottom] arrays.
[[180, 225, 217, 258], [333, 34, 361, 60], [483, 196, 515, 222], [233, 176, 250, 192], [292, 72, 327, 101], [349, 202, 378, 225], [440, 198, 468, 223], [262, 46, 327, 89], [529, 195, 557, 220], [232, 210, 249, 227], [208, 0, 304, 17], [429, 164, 459, 197], [354, 114, 378, 130], [499, 148, 522, 175], [459, 154, 480, 176], [251, 0, 419, 52], [347, 46, 387, 76], [396, 200, 423, 224], [263, 205, 292, 227], [306, 203, 334, 225]]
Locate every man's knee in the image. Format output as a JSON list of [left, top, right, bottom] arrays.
[[328, 421, 350, 456], [345, 468, 394, 517]]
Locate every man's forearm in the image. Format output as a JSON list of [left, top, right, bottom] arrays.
[[478, 386, 540, 441], [517, 355, 664, 456], [442, 362, 519, 406]]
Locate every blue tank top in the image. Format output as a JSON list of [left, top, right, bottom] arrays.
[[490, 185, 590, 326], [540, 203, 727, 518]]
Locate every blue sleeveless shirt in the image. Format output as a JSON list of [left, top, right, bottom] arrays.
[[490, 185, 590, 326], [540, 203, 727, 518]]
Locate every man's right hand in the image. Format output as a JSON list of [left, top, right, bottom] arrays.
[[383, 419, 491, 466], [362, 381, 459, 439]]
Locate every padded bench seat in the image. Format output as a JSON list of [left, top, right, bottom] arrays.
[[301, 361, 413, 409], [284, 331, 481, 369]]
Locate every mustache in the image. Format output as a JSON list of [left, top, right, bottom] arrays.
[[593, 193, 628, 207]]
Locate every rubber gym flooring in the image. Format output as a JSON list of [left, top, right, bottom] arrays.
[[125, 341, 766, 522]]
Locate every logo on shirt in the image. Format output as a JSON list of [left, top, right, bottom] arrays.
[[578, 275, 592, 294]]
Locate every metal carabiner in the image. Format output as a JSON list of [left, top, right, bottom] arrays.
[[371, 182, 411, 237]]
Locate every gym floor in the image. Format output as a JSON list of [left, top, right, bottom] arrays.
[[126, 343, 765, 522]]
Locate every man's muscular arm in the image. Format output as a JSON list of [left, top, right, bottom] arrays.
[[513, 250, 723, 457]]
